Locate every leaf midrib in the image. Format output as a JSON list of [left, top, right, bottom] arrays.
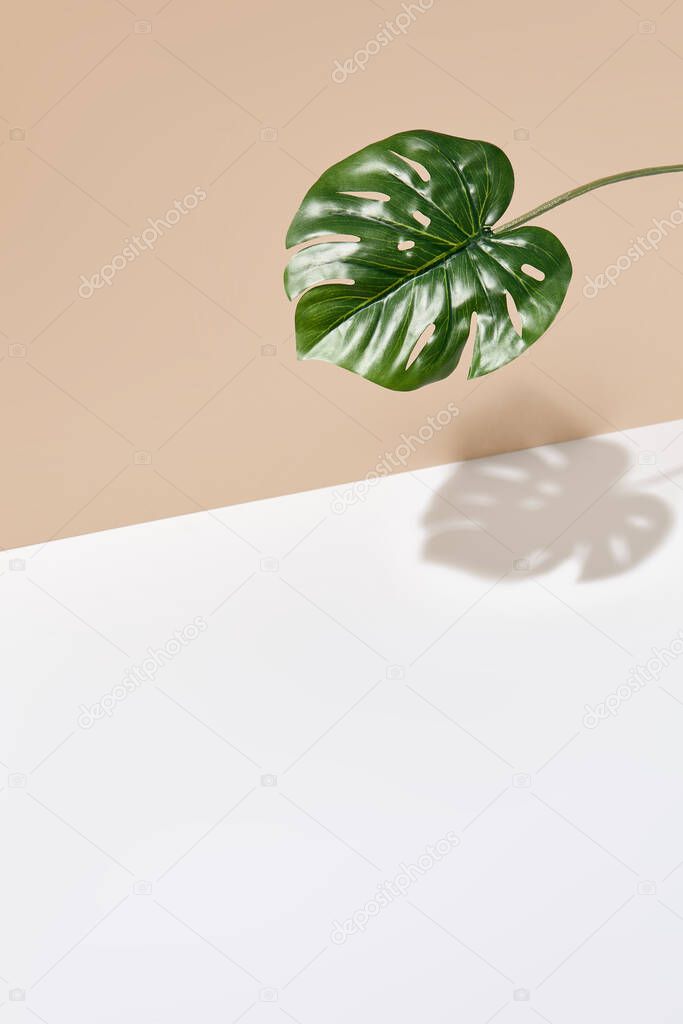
[[318, 228, 487, 339]]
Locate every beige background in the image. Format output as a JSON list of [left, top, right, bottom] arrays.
[[2, 0, 683, 549]]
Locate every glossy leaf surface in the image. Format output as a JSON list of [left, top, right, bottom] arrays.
[[285, 130, 572, 390]]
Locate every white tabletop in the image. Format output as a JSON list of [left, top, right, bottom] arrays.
[[3, 417, 683, 1023]]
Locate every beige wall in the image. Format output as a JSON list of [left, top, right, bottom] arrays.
[[2, 0, 683, 549]]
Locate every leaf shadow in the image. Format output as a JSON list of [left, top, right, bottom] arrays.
[[421, 402, 674, 583]]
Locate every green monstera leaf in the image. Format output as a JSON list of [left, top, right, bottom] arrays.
[[284, 130, 572, 391]]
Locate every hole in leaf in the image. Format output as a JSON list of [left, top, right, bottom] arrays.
[[467, 494, 496, 507], [397, 240, 415, 251], [291, 233, 360, 253], [482, 464, 525, 482], [302, 277, 355, 295], [505, 291, 523, 336], [393, 151, 430, 182], [521, 263, 545, 281], [608, 535, 629, 565], [406, 323, 435, 369], [413, 211, 431, 227], [340, 190, 390, 202], [466, 310, 478, 349], [627, 514, 649, 529]]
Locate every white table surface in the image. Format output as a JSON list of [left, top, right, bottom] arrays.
[[3, 418, 683, 1023]]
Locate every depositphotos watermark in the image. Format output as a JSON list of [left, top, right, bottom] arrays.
[[77, 617, 208, 728], [332, 0, 434, 83], [331, 400, 459, 514], [78, 187, 207, 298], [331, 830, 459, 944], [583, 201, 683, 298], [582, 629, 683, 729]]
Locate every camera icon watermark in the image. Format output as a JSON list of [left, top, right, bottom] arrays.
[[513, 558, 530, 572], [9, 128, 25, 142], [261, 773, 278, 787], [261, 344, 277, 357], [260, 127, 278, 142], [259, 988, 279, 1002], [260, 557, 279, 573], [8, 772, 27, 789], [133, 880, 153, 896], [134, 451, 152, 466], [513, 128, 530, 142], [386, 664, 405, 681], [9, 558, 25, 572], [513, 772, 532, 788], [9, 989, 25, 1002], [637, 880, 657, 896], [135, 19, 152, 32], [513, 988, 530, 1002], [8, 342, 26, 358]]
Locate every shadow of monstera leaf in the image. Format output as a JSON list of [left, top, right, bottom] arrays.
[[422, 438, 673, 582]]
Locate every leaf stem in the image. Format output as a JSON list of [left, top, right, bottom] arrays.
[[494, 164, 683, 233]]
